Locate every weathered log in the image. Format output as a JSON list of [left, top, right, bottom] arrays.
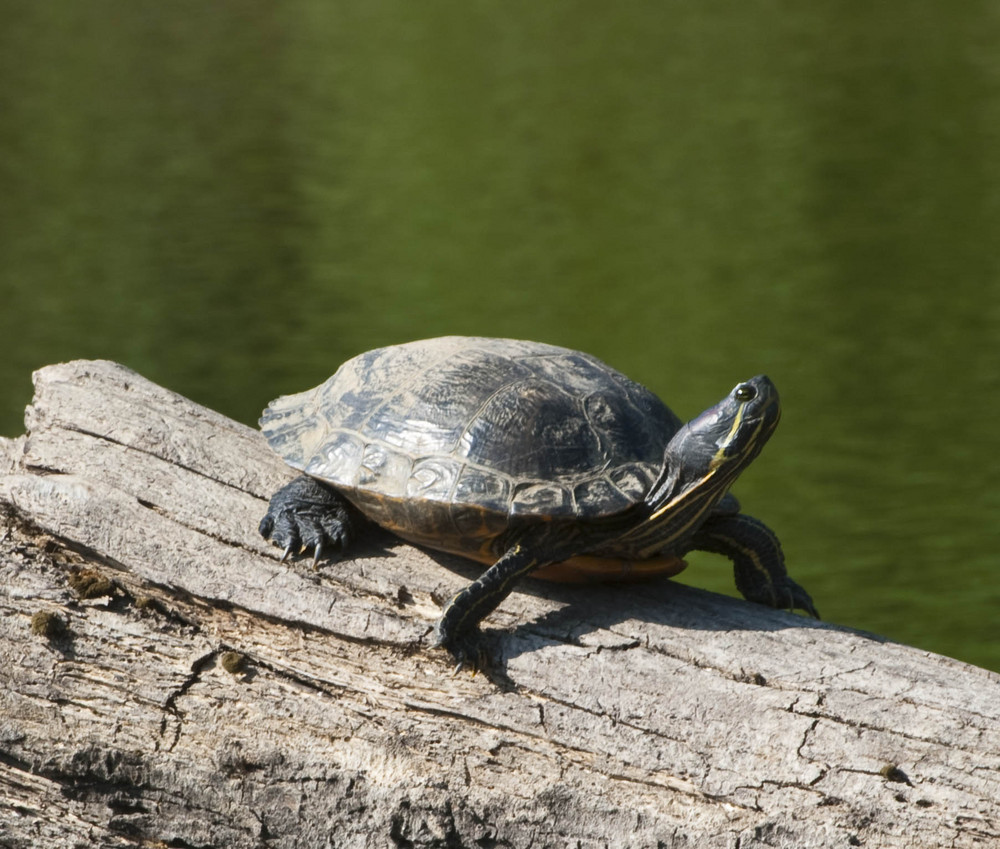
[[0, 359, 997, 848]]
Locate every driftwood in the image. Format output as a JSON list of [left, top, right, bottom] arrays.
[[0, 360, 997, 849]]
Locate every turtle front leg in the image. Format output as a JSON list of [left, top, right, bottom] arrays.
[[434, 541, 557, 667], [259, 475, 358, 567], [688, 512, 819, 619]]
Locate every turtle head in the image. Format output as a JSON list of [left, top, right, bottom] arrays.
[[646, 375, 781, 509]]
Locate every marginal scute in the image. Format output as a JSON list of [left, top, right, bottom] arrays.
[[304, 431, 364, 483], [510, 481, 574, 517], [453, 466, 512, 515], [609, 463, 655, 502], [407, 457, 461, 501], [359, 443, 411, 495], [573, 477, 634, 514]]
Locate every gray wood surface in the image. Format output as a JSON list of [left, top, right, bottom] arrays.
[[0, 359, 997, 848]]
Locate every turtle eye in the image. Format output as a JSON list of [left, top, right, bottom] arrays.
[[734, 383, 757, 402]]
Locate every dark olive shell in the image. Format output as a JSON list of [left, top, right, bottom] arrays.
[[260, 337, 680, 550]]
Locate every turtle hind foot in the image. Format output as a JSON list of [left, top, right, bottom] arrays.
[[259, 475, 356, 567], [432, 623, 484, 670], [742, 575, 820, 620], [431, 623, 506, 683]]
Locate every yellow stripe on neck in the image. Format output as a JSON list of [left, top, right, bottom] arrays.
[[709, 402, 746, 472]]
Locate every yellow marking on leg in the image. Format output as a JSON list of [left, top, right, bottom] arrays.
[[709, 529, 777, 603], [446, 543, 547, 636]]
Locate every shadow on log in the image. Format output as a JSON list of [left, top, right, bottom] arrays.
[[1, 360, 997, 848]]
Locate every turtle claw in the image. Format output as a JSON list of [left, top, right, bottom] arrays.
[[433, 624, 490, 676], [738, 573, 819, 620], [797, 593, 820, 620], [775, 578, 819, 619], [280, 544, 294, 564], [775, 576, 819, 619], [447, 648, 486, 677]]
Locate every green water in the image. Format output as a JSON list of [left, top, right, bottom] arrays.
[[2, 3, 998, 669]]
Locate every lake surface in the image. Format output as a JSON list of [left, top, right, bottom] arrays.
[[1, 2, 997, 669]]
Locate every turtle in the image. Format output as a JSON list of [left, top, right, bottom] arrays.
[[258, 336, 817, 661]]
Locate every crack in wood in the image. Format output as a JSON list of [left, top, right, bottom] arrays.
[[160, 649, 219, 752]]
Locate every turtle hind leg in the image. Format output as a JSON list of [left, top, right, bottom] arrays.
[[433, 540, 557, 666], [689, 513, 819, 619], [259, 475, 358, 567]]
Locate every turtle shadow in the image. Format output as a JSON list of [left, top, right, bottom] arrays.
[[526, 577, 822, 633], [337, 524, 790, 641], [309, 536, 851, 678], [493, 579, 870, 673], [497, 581, 895, 679], [419, 548, 842, 669]]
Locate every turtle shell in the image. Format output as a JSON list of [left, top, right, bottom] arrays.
[[260, 337, 682, 559]]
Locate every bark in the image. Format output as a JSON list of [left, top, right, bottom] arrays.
[[0, 359, 997, 849]]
